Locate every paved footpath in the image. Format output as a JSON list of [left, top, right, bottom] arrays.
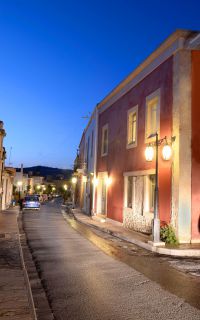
[[0, 207, 33, 320]]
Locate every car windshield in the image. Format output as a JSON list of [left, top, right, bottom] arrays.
[[25, 196, 39, 202]]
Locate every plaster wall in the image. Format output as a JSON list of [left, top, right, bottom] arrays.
[[82, 115, 96, 214], [172, 50, 192, 243], [97, 58, 173, 225], [191, 50, 200, 242], [2, 174, 13, 210], [84, 116, 96, 174]]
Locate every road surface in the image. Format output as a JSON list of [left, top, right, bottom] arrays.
[[23, 199, 200, 320]]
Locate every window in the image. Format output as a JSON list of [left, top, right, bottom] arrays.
[[124, 171, 155, 216], [127, 106, 138, 148], [101, 124, 108, 156], [145, 89, 160, 141], [127, 176, 133, 208]]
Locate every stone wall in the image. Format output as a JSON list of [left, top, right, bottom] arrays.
[[123, 209, 152, 234]]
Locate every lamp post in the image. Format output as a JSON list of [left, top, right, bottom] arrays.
[[145, 133, 175, 244]]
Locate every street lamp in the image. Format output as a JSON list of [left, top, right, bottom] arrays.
[[63, 184, 68, 191], [92, 178, 99, 186], [145, 133, 175, 244], [63, 184, 68, 204], [72, 177, 77, 184], [105, 176, 112, 186], [71, 177, 77, 207]]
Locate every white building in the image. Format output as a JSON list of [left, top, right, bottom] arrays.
[[14, 172, 29, 196], [77, 108, 98, 215], [2, 167, 16, 210]]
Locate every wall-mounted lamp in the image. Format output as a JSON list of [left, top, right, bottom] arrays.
[[92, 178, 99, 186], [145, 145, 154, 161], [17, 181, 22, 187], [162, 144, 172, 161], [63, 184, 68, 191], [145, 133, 175, 244], [72, 177, 77, 184], [105, 177, 112, 186]]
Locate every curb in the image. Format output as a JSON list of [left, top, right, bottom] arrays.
[[17, 211, 55, 320], [64, 209, 200, 258], [17, 211, 38, 320]]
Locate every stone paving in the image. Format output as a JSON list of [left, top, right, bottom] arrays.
[[0, 207, 33, 320]]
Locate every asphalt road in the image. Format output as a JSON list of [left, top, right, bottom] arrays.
[[23, 200, 200, 320]]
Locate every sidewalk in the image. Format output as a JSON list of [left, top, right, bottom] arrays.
[[71, 208, 200, 257], [0, 207, 33, 320]]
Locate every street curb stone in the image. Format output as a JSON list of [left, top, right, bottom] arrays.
[[17, 211, 55, 320], [63, 209, 200, 258]]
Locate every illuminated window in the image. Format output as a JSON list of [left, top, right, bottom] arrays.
[[101, 124, 108, 156], [127, 105, 138, 148], [145, 89, 160, 141]]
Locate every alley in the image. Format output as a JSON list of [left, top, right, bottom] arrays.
[[23, 200, 200, 320]]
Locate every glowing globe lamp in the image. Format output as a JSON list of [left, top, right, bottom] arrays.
[[145, 146, 154, 161], [162, 144, 172, 161]]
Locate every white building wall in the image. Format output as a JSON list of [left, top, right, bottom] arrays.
[[2, 170, 15, 210], [82, 111, 97, 215]]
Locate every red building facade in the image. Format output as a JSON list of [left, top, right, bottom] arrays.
[[96, 57, 173, 230], [75, 30, 200, 244], [93, 30, 200, 243]]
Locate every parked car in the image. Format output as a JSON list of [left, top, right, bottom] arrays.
[[22, 195, 40, 211]]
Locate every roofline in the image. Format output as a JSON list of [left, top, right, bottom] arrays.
[[97, 29, 197, 111], [78, 29, 199, 140]]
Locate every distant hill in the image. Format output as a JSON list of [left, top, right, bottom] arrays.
[[16, 166, 73, 181]]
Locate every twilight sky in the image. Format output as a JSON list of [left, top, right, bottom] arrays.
[[0, 0, 199, 169]]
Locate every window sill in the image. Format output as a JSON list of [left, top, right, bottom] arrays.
[[101, 153, 108, 157], [126, 142, 137, 149], [143, 211, 154, 219], [124, 207, 133, 211]]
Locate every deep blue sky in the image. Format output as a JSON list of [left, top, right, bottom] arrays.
[[0, 0, 199, 169]]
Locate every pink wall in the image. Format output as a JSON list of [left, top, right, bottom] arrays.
[[191, 51, 200, 240], [97, 57, 173, 223]]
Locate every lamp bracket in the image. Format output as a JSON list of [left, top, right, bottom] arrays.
[[147, 135, 176, 147]]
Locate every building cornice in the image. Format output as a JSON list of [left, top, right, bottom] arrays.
[[97, 30, 198, 114]]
